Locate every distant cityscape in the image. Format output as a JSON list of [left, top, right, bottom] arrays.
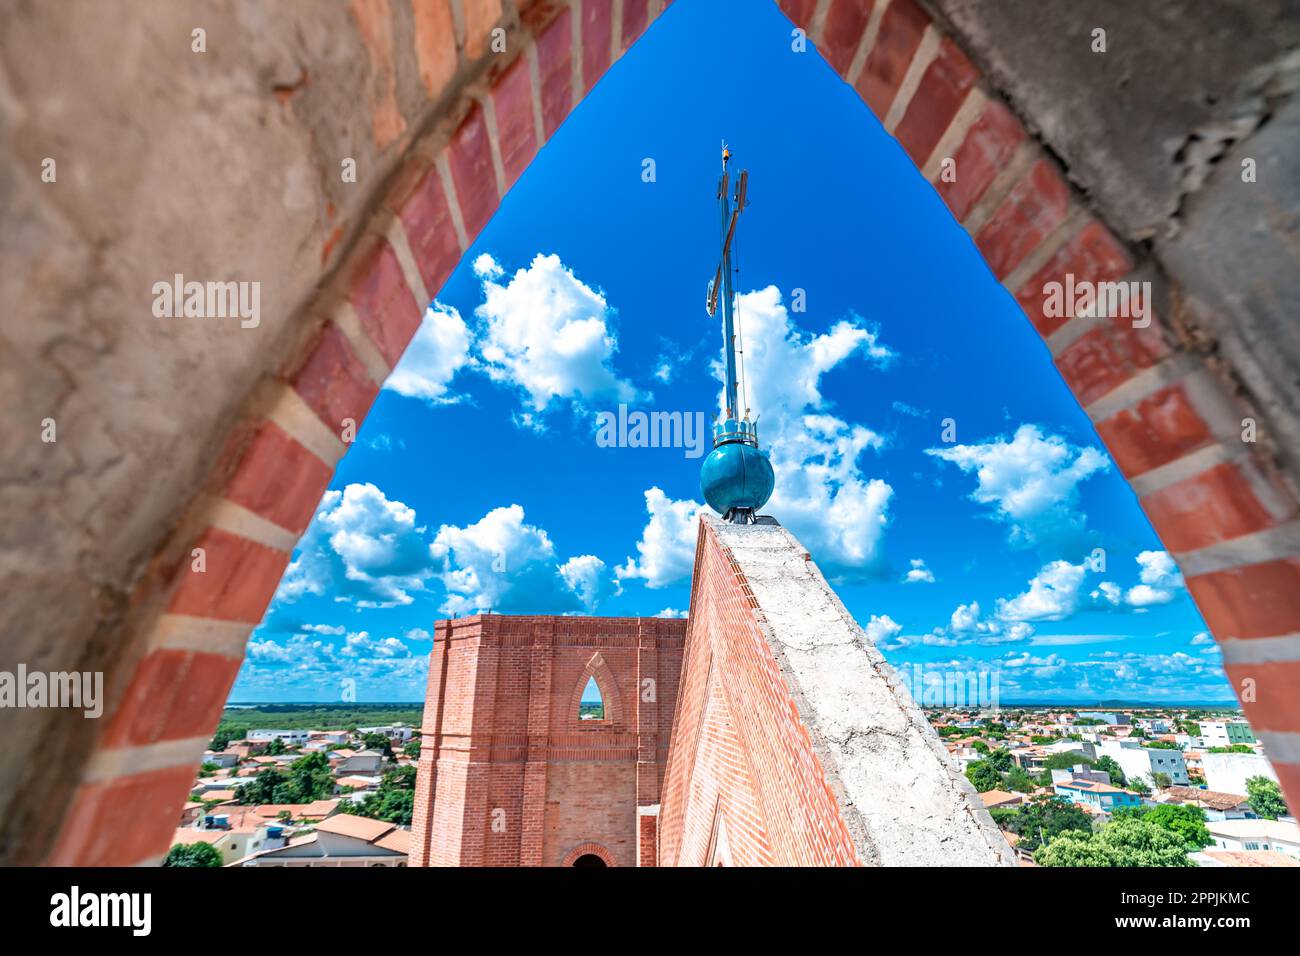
[[926, 705, 1296, 866]]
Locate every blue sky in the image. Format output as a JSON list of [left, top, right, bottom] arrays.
[[231, 0, 1231, 704]]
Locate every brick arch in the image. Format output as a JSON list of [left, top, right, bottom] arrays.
[[38, 0, 1300, 865], [561, 841, 618, 867], [569, 651, 623, 724]]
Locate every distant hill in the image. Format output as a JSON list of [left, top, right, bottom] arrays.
[[218, 703, 423, 734]]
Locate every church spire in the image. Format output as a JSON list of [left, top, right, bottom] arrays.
[[700, 144, 775, 524]]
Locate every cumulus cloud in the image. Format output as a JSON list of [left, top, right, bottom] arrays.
[[474, 253, 640, 413], [903, 558, 935, 584], [1126, 550, 1184, 606], [715, 287, 895, 571], [430, 504, 608, 616], [235, 629, 430, 702], [1190, 631, 1212, 646], [656, 607, 688, 619], [863, 614, 903, 647], [926, 424, 1109, 547], [276, 483, 436, 608], [384, 303, 472, 404], [996, 560, 1088, 622], [616, 488, 708, 589], [558, 554, 618, 611]]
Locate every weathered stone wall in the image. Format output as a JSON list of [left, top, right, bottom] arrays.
[[3, 0, 1298, 864], [657, 516, 1015, 866]]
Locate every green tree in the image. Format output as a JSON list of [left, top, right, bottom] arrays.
[[237, 767, 284, 805], [966, 761, 1002, 793], [362, 732, 395, 758], [198, 761, 220, 776], [264, 737, 286, 756], [1092, 756, 1126, 788], [1152, 772, 1173, 789], [1246, 776, 1288, 820], [986, 748, 1014, 773], [163, 842, 223, 867], [1034, 815, 1193, 867], [1127, 776, 1151, 796], [1144, 804, 1211, 848], [1043, 752, 1093, 771], [287, 751, 335, 802], [1208, 744, 1254, 754], [997, 796, 1092, 852], [1005, 767, 1036, 794], [210, 726, 236, 751], [403, 739, 422, 759], [1143, 740, 1179, 750], [342, 766, 418, 825]]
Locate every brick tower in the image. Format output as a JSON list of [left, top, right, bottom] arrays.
[[410, 614, 684, 866]]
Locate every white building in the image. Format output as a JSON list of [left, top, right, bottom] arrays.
[[1095, 741, 1189, 787], [1203, 751, 1278, 796], [234, 814, 409, 867], [248, 729, 311, 746], [1199, 719, 1257, 748], [1206, 819, 1300, 858]]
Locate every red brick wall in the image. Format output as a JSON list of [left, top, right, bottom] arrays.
[[411, 614, 683, 866], [657, 522, 863, 867]]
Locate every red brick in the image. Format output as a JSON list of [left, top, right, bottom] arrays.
[[348, 238, 422, 366], [1187, 558, 1300, 640], [936, 98, 1024, 221], [1054, 320, 1170, 409], [975, 158, 1070, 279], [1224, 662, 1300, 734], [1014, 222, 1134, 338], [224, 420, 333, 534], [168, 526, 292, 623], [447, 104, 498, 243], [101, 649, 243, 749], [1142, 461, 1292, 554], [581, 0, 613, 94], [895, 36, 978, 166], [397, 166, 462, 298], [622, 0, 651, 51], [821, 0, 875, 77], [536, 6, 573, 138], [290, 322, 380, 437], [492, 54, 538, 189], [48, 764, 197, 866], [778, 0, 819, 28], [1272, 761, 1300, 818], [1095, 383, 1213, 478], [855, 0, 929, 117]]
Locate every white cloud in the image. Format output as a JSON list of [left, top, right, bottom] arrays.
[[864, 614, 903, 647], [276, 483, 435, 608], [656, 607, 687, 619], [1091, 581, 1122, 606], [302, 623, 346, 636], [926, 424, 1108, 546], [616, 488, 707, 589], [1125, 550, 1184, 606], [721, 287, 895, 570], [385, 303, 472, 405], [405, 627, 431, 642], [996, 560, 1088, 622], [474, 253, 639, 413], [430, 504, 601, 616], [903, 558, 935, 584], [558, 554, 618, 611], [1191, 631, 1212, 646], [341, 631, 411, 658]]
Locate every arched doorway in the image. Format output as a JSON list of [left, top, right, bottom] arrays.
[[19, 0, 1299, 866], [571, 853, 607, 868]]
